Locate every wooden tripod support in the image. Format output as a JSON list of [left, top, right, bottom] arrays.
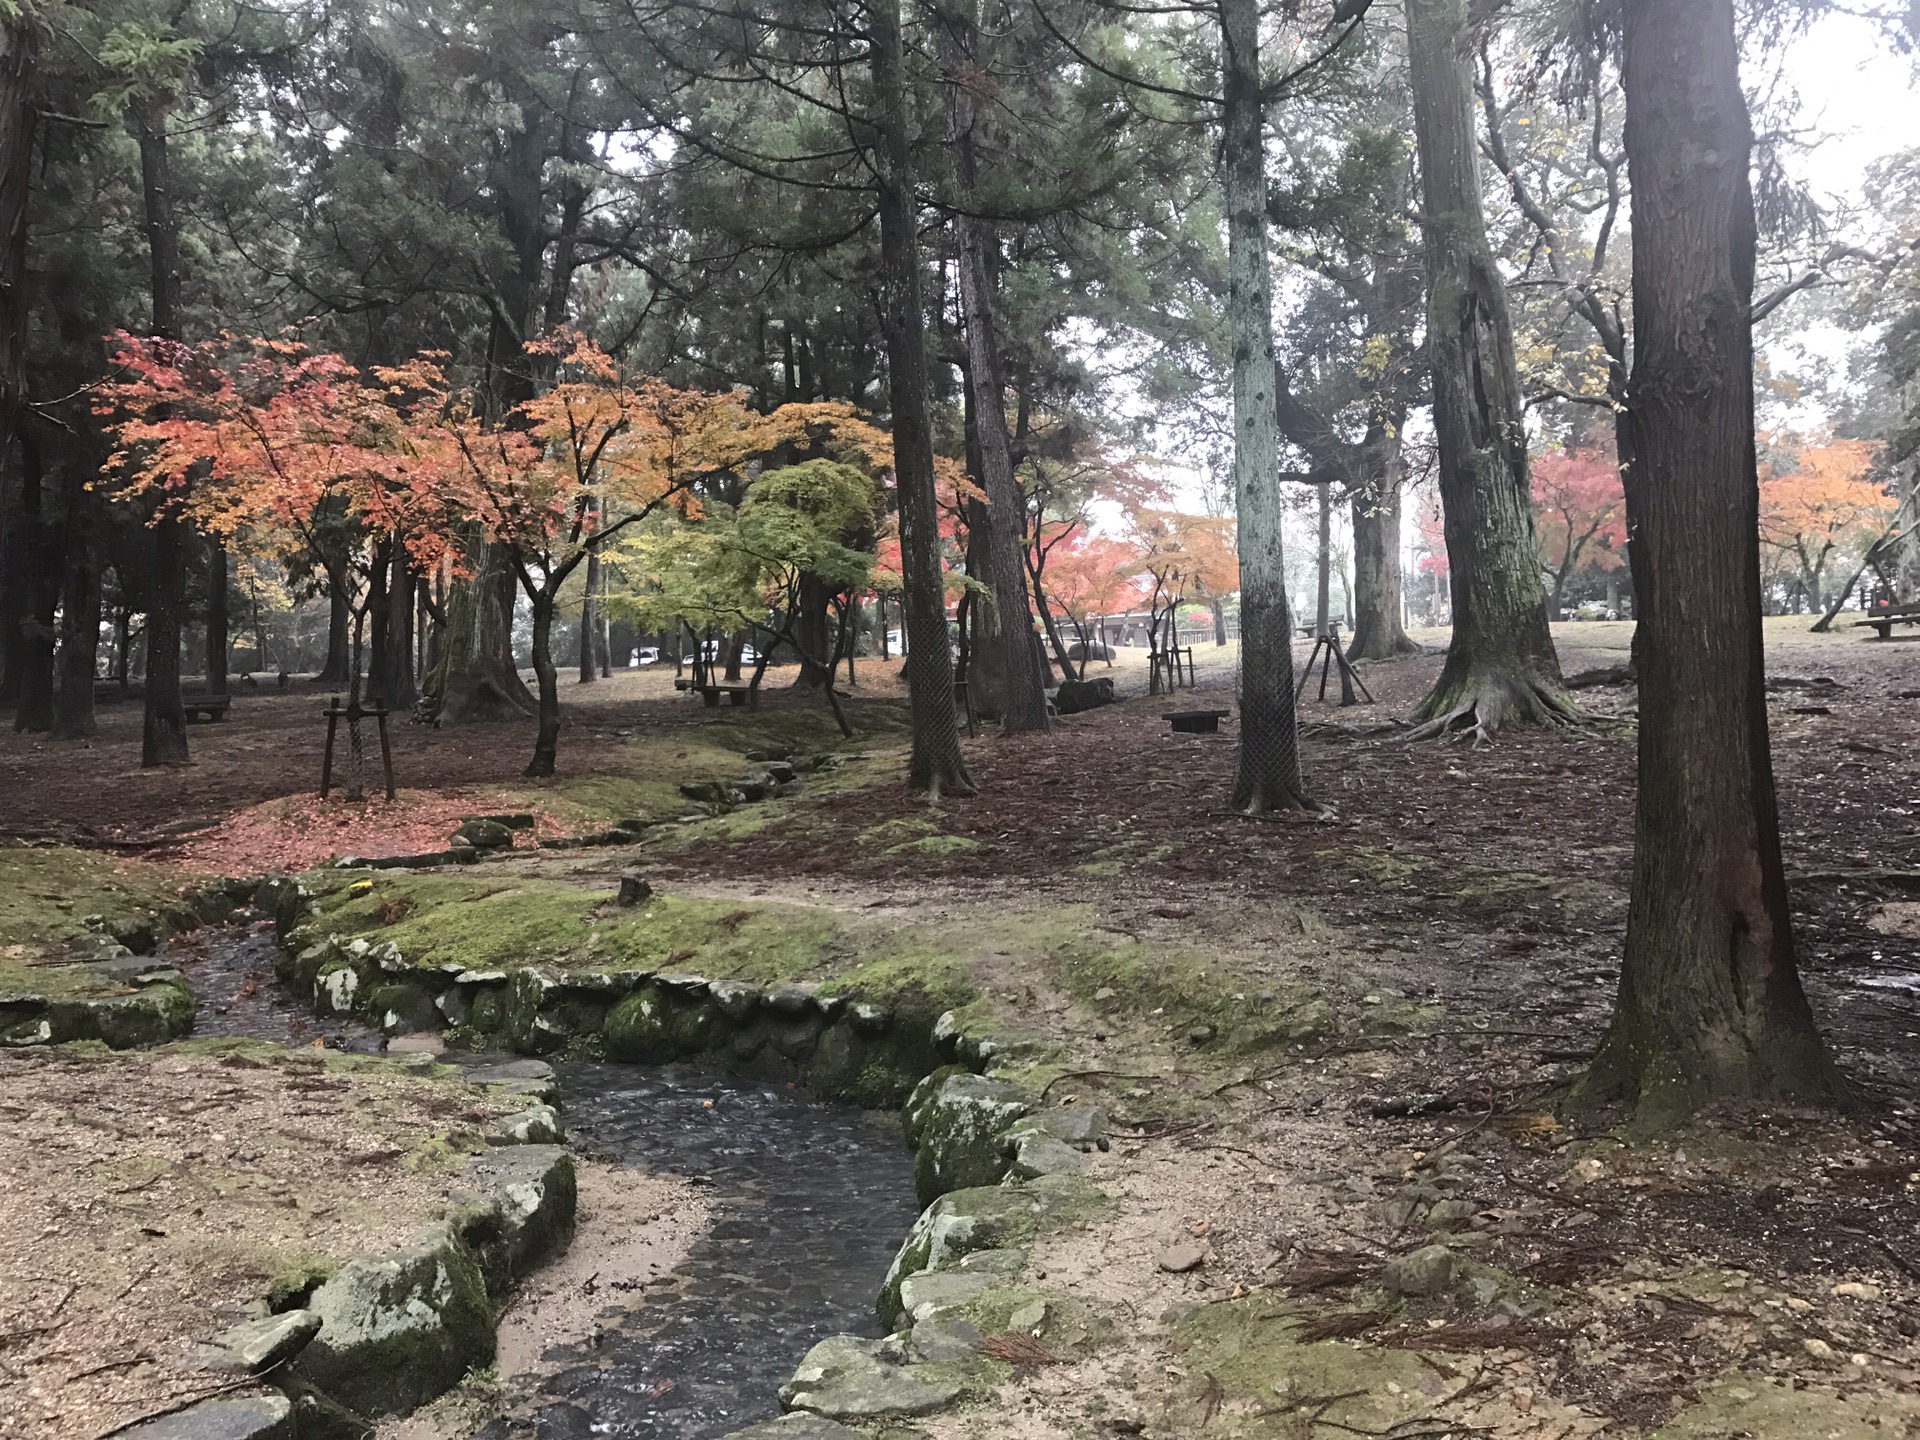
[[321, 695, 396, 800], [1295, 633, 1374, 707]]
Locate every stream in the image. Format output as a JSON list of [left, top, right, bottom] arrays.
[[170, 924, 921, 1440]]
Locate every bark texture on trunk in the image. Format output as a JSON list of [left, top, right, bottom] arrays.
[[428, 543, 534, 720], [526, 590, 560, 777], [1586, 0, 1836, 1120], [1348, 451, 1416, 661], [205, 541, 228, 696], [0, 18, 31, 710], [53, 463, 100, 738], [1222, 0, 1306, 812], [383, 546, 416, 710], [943, 5, 1047, 734], [871, 0, 972, 795], [134, 95, 191, 764], [142, 515, 190, 765], [319, 578, 351, 682], [10, 434, 55, 732], [1405, 0, 1570, 740]]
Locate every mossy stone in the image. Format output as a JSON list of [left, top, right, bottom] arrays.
[[604, 985, 676, 1063], [913, 1074, 1037, 1207], [466, 984, 508, 1035], [365, 983, 442, 1036], [669, 998, 724, 1054], [291, 1228, 494, 1417]]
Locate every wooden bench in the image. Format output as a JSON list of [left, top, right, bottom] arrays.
[[1165, 708, 1230, 734], [182, 693, 232, 723], [1855, 602, 1920, 640]]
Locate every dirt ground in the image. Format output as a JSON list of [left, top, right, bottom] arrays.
[[4, 616, 1919, 1436], [0, 1044, 529, 1440]]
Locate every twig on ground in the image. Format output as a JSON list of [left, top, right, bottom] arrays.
[[1039, 1069, 1161, 1101], [66, 1352, 153, 1383]]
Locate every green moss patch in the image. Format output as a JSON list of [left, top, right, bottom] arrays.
[[0, 847, 191, 951], [308, 874, 837, 982], [1169, 1295, 1440, 1436], [1652, 1372, 1920, 1438], [532, 704, 908, 828]]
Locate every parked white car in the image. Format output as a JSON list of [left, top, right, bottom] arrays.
[[633, 647, 660, 666]]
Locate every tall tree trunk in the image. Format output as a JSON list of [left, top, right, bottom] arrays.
[[53, 461, 100, 738], [133, 95, 190, 764], [1584, 0, 1836, 1120], [1405, 0, 1570, 740], [382, 545, 416, 710], [525, 587, 560, 777], [368, 543, 390, 703], [942, 7, 1047, 733], [11, 434, 55, 733], [0, 18, 31, 710], [871, 0, 972, 794], [428, 543, 534, 720], [318, 577, 351, 682], [1222, 0, 1307, 812], [1348, 436, 1418, 661], [793, 570, 834, 687], [205, 540, 228, 696], [142, 515, 190, 765], [578, 543, 600, 685], [1314, 481, 1332, 637]]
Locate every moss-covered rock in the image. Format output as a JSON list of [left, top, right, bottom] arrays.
[[912, 1073, 1038, 1206], [452, 1144, 577, 1299], [604, 985, 676, 1063], [778, 1335, 961, 1420], [366, 982, 442, 1036], [669, 998, 724, 1054], [291, 1227, 494, 1417], [878, 1175, 1105, 1328]]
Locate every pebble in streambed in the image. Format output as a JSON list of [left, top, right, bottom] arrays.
[[474, 1063, 918, 1440]]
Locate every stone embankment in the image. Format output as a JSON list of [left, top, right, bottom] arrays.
[[112, 1061, 576, 1440]]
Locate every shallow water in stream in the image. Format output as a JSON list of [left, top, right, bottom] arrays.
[[171, 925, 920, 1440]]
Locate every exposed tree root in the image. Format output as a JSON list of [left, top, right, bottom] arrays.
[[1405, 666, 1582, 745]]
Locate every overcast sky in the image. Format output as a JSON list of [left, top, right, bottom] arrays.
[[1780, 13, 1918, 205]]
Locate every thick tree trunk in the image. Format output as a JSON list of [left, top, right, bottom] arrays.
[[871, 0, 972, 794], [10, 433, 55, 732], [1585, 0, 1836, 1120], [1405, 0, 1570, 740], [0, 19, 31, 710], [205, 541, 228, 696], [943, 11, 1047, 733], [142, 516, 190, 766], [133, 95, 191, 763], [53, 464, 100, 738], [525, 589, 560, 778], [1348, 441, 1418, 661], [1222, 0, 1307, 812], [793, 570, 833, 687], [429, 544, 534, 721], [382, 544, 415, 710], [319, 579, 351, 682]]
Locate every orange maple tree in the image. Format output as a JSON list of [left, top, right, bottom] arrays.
[[1122, 510, 1238, 693], [1757, 435, 1894, 611], [1532, 439, 1627, 615]]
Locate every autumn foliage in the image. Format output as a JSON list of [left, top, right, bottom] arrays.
[[1532, 439, 1627, 613], [1757, 435, 1895, 611]]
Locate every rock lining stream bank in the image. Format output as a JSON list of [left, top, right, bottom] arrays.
[[12, 875, 1106, 1440]]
